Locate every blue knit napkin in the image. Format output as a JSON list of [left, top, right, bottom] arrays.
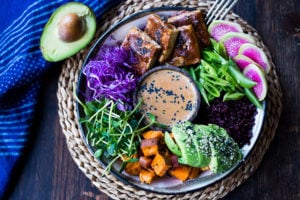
[[0, 0, 120, 198]]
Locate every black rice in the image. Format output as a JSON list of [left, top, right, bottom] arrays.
[[201, 97, 257, 148]]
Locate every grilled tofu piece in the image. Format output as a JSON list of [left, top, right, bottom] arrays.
[[167, 25, 201, 67], [144, 14, 179, 63], [121, 27, 161, 75], [168, 10, 211, 47]]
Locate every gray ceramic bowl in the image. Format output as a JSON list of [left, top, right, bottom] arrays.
[[76, 7, 266, 195]]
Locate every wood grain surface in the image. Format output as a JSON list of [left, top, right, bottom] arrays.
[[4, 0, 300, 199]]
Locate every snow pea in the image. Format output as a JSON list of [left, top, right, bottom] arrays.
[[227, 60, 257, 88], [201, 60, 217, 76], [186, 42, 261, 108], [202, 81, 220, 98], [188, 66, 197, 80], [223, 92, 245, 101], [200, 73, 230, 87], [202, 50, 227, 66], [188, 67, 209, 105], [203, 50, 256, 89], [196, 80, 210, 105], [244, 88, 263, 109], [210, 38, 227, 58]]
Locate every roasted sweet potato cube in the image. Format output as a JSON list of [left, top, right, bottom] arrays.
[[139, 169, 156, 184], [201, 166, 210, 171], [151, 153, 171, 177], [188, 167, 201, 179], [139, 156, 153, 169], [142, 130, 164, 139], [141, 138, 159, 156], [168, 165, 191, 181], [125, 160, 142, 176]]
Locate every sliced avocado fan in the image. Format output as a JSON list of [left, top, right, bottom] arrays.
[[40, 2, 96, 62], [205, 124, 243, 173], [164, 121, 243, 173]]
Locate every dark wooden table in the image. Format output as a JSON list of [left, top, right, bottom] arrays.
[[4, 0, 300, 199]]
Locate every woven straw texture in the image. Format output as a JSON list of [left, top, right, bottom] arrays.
[[57, 0, 282, 199]]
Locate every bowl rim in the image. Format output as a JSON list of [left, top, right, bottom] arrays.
[[75, 6, 267, 195]]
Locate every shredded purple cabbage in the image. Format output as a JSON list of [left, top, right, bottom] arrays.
[[83, 46, 137, 110]]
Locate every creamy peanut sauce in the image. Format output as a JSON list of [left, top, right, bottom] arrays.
[[137, 68, 199, 126]]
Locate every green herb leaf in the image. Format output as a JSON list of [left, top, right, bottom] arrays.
[[94, 149, 103, 158], [76, 97, 159, 174], [148, 113, 156, 123]]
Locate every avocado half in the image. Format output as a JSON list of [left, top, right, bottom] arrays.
[[40, 2, 96, 62]]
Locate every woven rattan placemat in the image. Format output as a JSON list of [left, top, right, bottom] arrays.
[[57, 0, 282, 199]]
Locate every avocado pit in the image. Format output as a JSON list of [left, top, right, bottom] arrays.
[[58, 12, 86, 42], [40, 2, 97, 62]]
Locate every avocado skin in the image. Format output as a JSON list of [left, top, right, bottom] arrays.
[[40, 2, 96, 62], [169, 122, 242, 173]]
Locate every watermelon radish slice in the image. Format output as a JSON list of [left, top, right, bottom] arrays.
[[208, 20, 243, 41], [220, 32, 255, 58], [243, 63, 267, 101], [238, 43, 271, 73], [234, 54, 260, 71]]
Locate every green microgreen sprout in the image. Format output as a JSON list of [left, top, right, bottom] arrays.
[[75, 90, 160, 175]]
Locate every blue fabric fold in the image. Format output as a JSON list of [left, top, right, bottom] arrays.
[[0, 0, 121, 198]]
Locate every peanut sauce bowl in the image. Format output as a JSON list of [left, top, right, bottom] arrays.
[[76, 7, 266, 195], [133, 65, 201, 130]]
